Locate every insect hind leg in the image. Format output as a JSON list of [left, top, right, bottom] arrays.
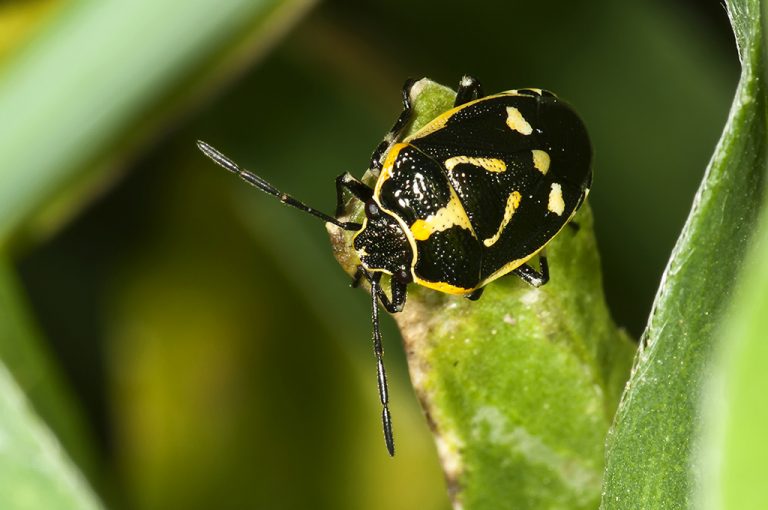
[[513, 253, 549, 288], [466, 287, 484, 301]]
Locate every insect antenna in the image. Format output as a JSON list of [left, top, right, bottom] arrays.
[[368, 271, 395, 456], [197, 141, 362, 231]]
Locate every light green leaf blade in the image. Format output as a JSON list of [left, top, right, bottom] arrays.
[[0, 362, 102, 510], [601, 0, 767, 507], [700, 201, 768, 510], [698, 1, 768, 509], [330, 79, 635, 510]]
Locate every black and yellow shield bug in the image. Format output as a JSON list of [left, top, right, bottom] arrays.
[[197, 75, 592, 456]]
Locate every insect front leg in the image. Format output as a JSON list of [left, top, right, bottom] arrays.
[[335, 172, 374, 217], [513, 253, 550, 288], [368, 78, 416, 172], [376, 277, 407, 313], [357, 267, 407, 313], [350, 266, 365, 288], [454, 75, 485, 107]]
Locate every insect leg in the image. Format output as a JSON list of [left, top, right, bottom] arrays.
[[466, 287, 485, 301], [335, 172, 374, 217], [368, 78, 416, 172], [350, 266, 365, 288], [454, 75, 485, 107], [377, 277, 407, 313], [513, 253, 550, 288], [358, 267, 407, 313], [368, 271, 396, 456]]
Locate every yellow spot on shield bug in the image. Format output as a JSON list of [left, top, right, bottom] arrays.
[[483, 191, 522, 247], [506, 107, 532, 135], [410, 193, 474, 241], [548, 183, 565, 216], [531, 150, 550, 175], [444, 156, 507, 173]]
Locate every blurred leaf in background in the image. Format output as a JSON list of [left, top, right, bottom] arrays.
[[0, 0, 61, 62], [0, 0, 744, 509]]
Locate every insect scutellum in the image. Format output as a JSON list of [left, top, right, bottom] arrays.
[[197, 74, 592, 457]]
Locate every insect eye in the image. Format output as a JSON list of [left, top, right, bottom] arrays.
[[365, 200, 381, 218]]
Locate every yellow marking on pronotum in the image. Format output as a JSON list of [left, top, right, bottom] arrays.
[[406, 93, 487, 141], [506, 107, 533, 135], [531, 150, 550, 175], [374, 143, 408, 196], [444, 156, 507, 173], [483, 191, 521, 247], [548, 183, 565, 216], [410, 193, 474, 241]]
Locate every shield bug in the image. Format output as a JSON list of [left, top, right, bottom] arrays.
[[197, 75, 591, 456]]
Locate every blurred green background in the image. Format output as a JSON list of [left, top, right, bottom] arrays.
[[0, 0, 739, 509]]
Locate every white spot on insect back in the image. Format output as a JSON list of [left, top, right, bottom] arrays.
[[506, 107, 533, 135], [444, 156, 507, 173], [548, 183, 565, 216], [531, 150, 550, 175]]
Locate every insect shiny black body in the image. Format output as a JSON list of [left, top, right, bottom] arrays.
[[197, 75, 592, 456]]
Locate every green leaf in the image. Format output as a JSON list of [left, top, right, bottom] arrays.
[[0, 256, 99, 484], [0, 0, 315, 248], [601, 0, 767, 507], [0, 359, 103, 509], [698, 1, 768, 509], [330, 79, 635, 510]]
